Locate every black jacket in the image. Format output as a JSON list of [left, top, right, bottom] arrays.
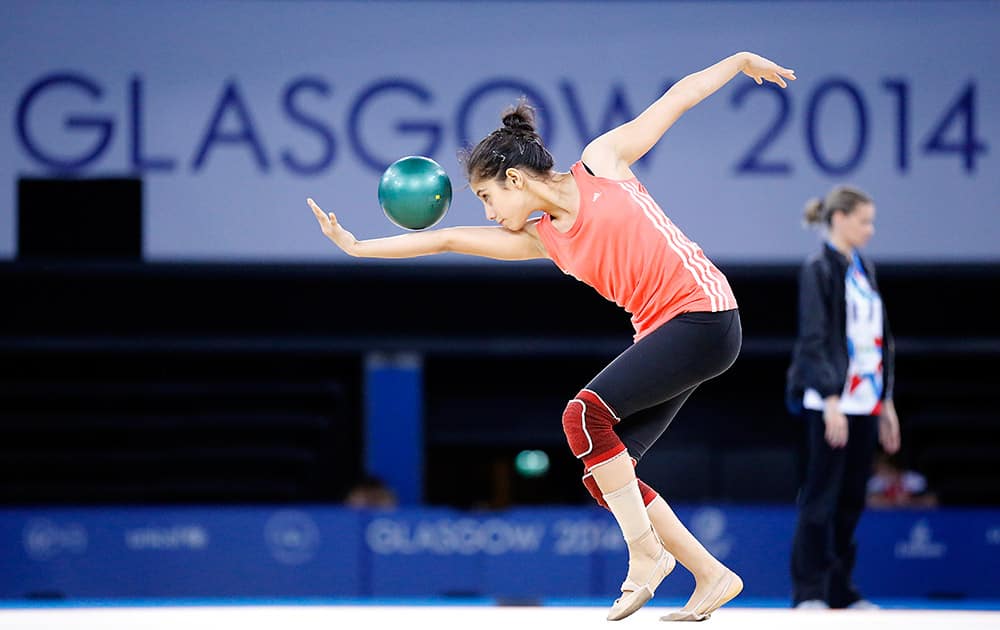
[[785, 243, 895, 415]]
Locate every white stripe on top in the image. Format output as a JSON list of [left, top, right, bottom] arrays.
[[619, 181, 732, 311]]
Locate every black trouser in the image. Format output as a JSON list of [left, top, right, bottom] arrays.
[[790, 409, 879, 607], [587, 310, 742, 462]]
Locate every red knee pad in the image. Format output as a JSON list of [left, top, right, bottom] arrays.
[[562, 389, 625, 469]]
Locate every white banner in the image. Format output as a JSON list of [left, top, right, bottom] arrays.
[[2, 1, 997, 263]]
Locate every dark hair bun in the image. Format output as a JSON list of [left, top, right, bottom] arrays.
[[459, 97, 554, 182], [501, 100, 538, 136]]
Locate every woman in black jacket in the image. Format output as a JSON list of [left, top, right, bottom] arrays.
[[785, 185, 901, 610]]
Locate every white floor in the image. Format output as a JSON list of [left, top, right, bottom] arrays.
[[1, 605, 998, 630]]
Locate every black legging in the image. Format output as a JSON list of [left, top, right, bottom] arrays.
[[586, 309, 742, 462]]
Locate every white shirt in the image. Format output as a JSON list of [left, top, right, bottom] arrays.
[[804, 249, 884, 415]]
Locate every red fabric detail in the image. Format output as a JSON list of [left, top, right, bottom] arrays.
[[582, 475, 659, 509], [561, 390, 626, 469], [636, 479, 659, 507], [582, 474, 608, 509], [848, 374, 863, 393]]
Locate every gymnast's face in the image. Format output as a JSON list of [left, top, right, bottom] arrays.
[[473, 171, 533, 231]]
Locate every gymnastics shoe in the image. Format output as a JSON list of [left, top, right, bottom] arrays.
[[660, 568, 743, 621], [606, 526, 676, 621]]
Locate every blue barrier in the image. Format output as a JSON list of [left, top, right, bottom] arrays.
[[1, 505, 997, 600]]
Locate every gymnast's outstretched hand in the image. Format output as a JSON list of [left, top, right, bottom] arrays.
[[308, 198, 358, 255], [741, 52, 796, 87]]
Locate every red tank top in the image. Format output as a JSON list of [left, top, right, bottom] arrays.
[[536, 162, 737, 341]]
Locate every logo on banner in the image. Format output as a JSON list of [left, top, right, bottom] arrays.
[[895, 519, 947, 559], [265, 510, 321, 565], [125, 525, 209, 551], [690, 508, 732, 559], [366, 517, 544, 555], [22, 519, 88, 561], [986, 526, 1000, 546]]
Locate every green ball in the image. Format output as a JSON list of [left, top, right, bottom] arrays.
[[378, 156, 452, 230]]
